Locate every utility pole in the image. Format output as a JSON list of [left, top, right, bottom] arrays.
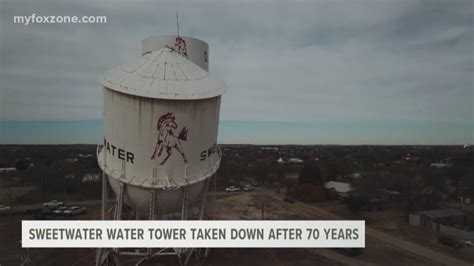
[[9, 173, 13, 216]]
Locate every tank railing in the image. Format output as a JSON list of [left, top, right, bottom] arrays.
[[169, 178, 179, 189], [140, 177, 149, 186], [128, 176, 139, 184], [156, 179, 165, 188]]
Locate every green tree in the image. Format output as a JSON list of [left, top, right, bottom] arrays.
[[298, 161, 324, 185], [14, 159, 29, 171]]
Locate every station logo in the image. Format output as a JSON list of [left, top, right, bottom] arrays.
[[150, 112, 188, 165]]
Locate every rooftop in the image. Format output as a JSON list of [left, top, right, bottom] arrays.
[[324, 181, 353, 193], [419, 208, 465, 218], [99, 48, 225, 100]]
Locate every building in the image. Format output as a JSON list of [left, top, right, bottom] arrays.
[[459, 195, 472, 205], [261, 147, 279, 151], [288, 158, 304, 164], [409, 208, 473, 241], [0, 167, 17, 174], [430, 162, 453, 168], [410, 208, 466, 229], [324, 181, 353, 197]]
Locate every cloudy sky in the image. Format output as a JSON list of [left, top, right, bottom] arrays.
[[0, 0, 472, 144]]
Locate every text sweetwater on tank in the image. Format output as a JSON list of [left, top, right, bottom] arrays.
[[200, 143, 218, 161]]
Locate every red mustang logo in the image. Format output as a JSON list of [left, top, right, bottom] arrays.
[[173, 36, 188, 58], [150, 112, 188, 165], [165, 37, 188, 58]]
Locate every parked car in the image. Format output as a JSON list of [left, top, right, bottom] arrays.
[[53, 206, 68, 216], [252, 181, 260, 187], [243, 185, 254, 191], [284, 197, 295, 203], [43, 200, 64, 208], [460, 240, 474, 247], [64, 206, 86, 216], [439, 235, 462, 249], [0, 205, 11, 212], [225, 186, 240, 192]]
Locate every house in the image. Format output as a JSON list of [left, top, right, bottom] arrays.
[[324, 181, 353, 197], [382, 189, 401, 200], [0, 167, 17, 174], [402, 154, 420, 161], [350, 172, 362, 179], [430, 162, 453, 168], [459, 196, 471, 205], [288, 158, 304, 164]]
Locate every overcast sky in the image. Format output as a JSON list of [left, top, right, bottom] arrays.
[[0, 0, 472, 144]]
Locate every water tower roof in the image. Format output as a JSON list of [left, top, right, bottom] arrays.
[[99, 48, 225, 100]]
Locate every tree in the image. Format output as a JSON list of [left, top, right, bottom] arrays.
[[298, 161, 324, 185], [14, 159, 29, 171]]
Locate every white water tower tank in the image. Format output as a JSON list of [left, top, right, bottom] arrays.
[[97, 36, 225, 216]]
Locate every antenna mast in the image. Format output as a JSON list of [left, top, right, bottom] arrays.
[[176, 12, 180, 37]]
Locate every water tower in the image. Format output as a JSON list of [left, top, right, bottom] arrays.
[[96, 35, 225, 265]]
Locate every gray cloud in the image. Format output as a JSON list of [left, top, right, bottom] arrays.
[[0, 1, 472, 140]]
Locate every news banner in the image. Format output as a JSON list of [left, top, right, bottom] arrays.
[[22, 220, 365, 248]]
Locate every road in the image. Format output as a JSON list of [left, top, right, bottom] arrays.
[[5, 199, 102, 214]]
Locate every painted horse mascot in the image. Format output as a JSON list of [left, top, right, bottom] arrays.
[[150, 112, 188, 165]]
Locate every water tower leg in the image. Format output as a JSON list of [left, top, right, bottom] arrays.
[[199, 179, 210, 220], [212, 173, 217, 219], [114, 183, 124, 220], [112, 252, 122, 266], [181, 188, 188, 220], [175, 188, 189, 260], [149, 190, 156, 220], [112, 183, 125, 255], [204, 176, 215, 259], [96, 172, 111, 266], [147, 190, 156, 257], [101, 173, 109, 220]]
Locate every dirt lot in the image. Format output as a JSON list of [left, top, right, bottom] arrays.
[[214, 190, 444, 266]]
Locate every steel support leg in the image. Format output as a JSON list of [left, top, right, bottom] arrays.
[[147, 190, 156, 257]]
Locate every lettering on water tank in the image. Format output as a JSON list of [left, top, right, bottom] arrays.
[[200, 143, 218, 161], [103, 138, 135, 164]]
